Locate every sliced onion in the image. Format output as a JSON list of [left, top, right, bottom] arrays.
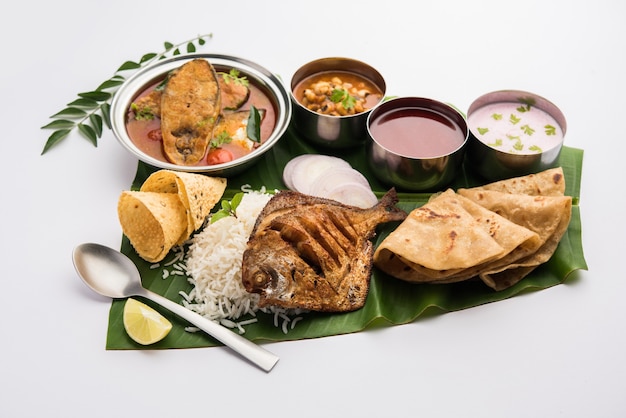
[[309, 166, 371, 197], [282, 154, 379, 208], [325, 182, 379, 208], [283, 154, 351, 195]]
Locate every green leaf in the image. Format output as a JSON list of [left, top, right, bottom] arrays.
[[186, 42, 196, 53], [77, 122, 98, 146], [50, 107, 87, 118], [89, 114, 103, 137], [246, 105, 261, 142], [117, 60, 141, 71], [97, 78, 124, 91], [67, 97, 99, 108], [78, 90, 111, 102], [163, 41, 174, 51], [140, 53, 157, 63], [230, 192, 244, 211], [41, 129, 71, 154], [41, 119, 76, 129], [100, 103, 112, 129], [209, 211, 230, 224]]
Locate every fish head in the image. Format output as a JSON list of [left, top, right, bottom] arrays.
[[242, 263, 272, 293]]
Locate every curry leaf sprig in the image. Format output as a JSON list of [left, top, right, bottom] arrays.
[[40, 34, 213, 155]]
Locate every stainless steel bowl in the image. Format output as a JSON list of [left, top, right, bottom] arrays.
[[366, 97, 468, 192], [466, 90, 567, 181], [110, 53, 292, 176], [289, 57, 386, 148]]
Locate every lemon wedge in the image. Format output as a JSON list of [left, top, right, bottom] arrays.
[[123, 298, 172, 345]]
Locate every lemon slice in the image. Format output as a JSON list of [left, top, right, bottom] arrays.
[[123, 298, 172, 345]]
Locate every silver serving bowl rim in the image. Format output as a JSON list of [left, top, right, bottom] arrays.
[[110, 53, 292, 173]]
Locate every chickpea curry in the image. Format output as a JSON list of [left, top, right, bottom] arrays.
[[293, 71, 383, 116]]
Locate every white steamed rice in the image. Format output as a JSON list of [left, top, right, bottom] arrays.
[[180, 189, 271, 327]]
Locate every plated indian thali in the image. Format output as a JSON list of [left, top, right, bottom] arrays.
[[105, 119, 586, 349]]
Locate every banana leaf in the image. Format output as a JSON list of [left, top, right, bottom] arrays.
[[106, 126, 587, 349]]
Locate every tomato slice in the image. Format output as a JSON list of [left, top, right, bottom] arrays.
[[206, 148, 234, 165]]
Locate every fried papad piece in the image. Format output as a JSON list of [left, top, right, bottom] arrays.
[[242, 189, 407, 312], [458, 188, 572, 290], [118, 191, 187, 263], [161, 59, 221, 165], [373, 189, 541, 284], [140, 170, 226, 242], [470, 167, 566, 196]]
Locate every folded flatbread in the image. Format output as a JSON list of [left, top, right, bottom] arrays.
[[373, 189, 541, 284], [468, 167, 566, 196], [373, 167, 572, 291], [458, 182, 571, 290]]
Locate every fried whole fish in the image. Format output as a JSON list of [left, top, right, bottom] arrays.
[[160, 59, 221, 165], [241, 189, 407, 312]]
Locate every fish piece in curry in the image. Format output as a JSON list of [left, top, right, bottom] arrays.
[[160, 59, 221, 165]]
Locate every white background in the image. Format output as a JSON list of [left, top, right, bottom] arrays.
[[2, 0, 625, 416]]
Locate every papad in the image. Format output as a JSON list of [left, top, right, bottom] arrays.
[[117, 191, 187, 263], [140, 170, 226, 242]]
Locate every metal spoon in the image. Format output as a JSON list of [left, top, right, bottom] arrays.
[[72, 242, 279, 372]]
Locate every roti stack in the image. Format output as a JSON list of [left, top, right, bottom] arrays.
[[373, 168, 572, 290], [118, 170, 226, 263]]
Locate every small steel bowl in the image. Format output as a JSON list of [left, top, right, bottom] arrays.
[[466, 90, 567, 181], [366, 97, 468, 192], [289, 57, 386, 148], [110, 53, 292, 176]]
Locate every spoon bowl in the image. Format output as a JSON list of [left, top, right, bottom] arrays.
[[72, 243, 279, 372]]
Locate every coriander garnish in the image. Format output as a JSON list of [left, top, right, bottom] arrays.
[[521, 124, 535, 135], [222, 68, 249, 86], [210, 131, 233, 148], [40, 34, 213, 155], [545, 124, 557, 135], [330, 88, 357, 110]]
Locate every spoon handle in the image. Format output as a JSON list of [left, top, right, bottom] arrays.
[[138, 288, 279, 372]]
